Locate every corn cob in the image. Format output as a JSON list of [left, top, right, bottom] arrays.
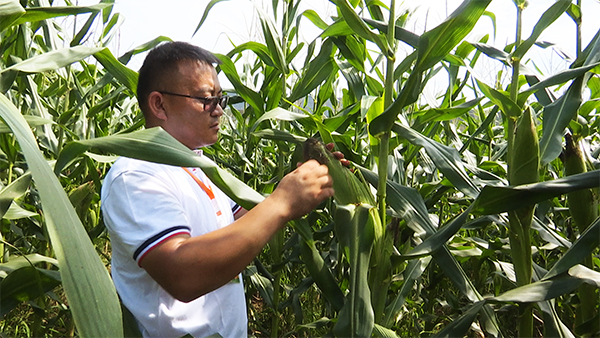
[[563, 132, 598, 326]]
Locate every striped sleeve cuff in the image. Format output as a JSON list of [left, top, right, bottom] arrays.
[[134, 225, 191, 266], [232, 203, 242, 216]]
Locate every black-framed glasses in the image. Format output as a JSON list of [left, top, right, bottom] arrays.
[[159, 91, 229, 109]]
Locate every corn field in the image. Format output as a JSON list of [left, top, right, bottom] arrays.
[[1, 0, 599, 337]]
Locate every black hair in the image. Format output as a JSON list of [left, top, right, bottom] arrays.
[[136, 41, 221, 113]]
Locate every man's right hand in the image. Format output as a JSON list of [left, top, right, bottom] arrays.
[[269, 159, 334, 221]]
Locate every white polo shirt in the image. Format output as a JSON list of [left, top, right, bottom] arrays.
[[101, 155, 246, 338]]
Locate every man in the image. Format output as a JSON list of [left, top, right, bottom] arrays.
[[101, 41, 334, 337]]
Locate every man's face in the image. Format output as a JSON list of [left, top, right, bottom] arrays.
[[159, 60, 224, 149]]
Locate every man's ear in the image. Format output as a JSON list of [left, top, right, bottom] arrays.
[[147, 91, 168, 122]]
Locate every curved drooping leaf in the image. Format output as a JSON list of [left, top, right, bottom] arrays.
[[94, 48, 139, 93], [251, 129, 306, 144], [118, 36, 172, 64], [0, 3, 110, 32], [488, 264, 600, 304], [0, 94, 123, 337], [372, 323, 401, 338], [226, 42, 276, 68], [416, 97, 483, 123], [250, 107, 308, 132], [56, 127, 264, 211], [192, 0, 230, 37], [0, 46, 104, 74], [370, 0, 491, 136], [301, 9, 328, 30], [0, 253, 58, 278], [472, 170, 600, 215], [12, 3, 111, 26], [392, 123, 479, 198]]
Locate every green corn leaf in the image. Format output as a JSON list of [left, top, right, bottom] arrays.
[[215, 54, 265, 115], [0, 266, 61, 317], [470, 42, 510, 65], [55, 127, 264, 211], [476, 79, 521, 117], [118, 36, 173, 65], [71, 13, 97, 47], [362, 17, 419, 48], [0, 254, 58, 278], [487, 266, 597, 304], [431, 301, 486, 338], [359, 165, 502, 336], [0, 93, 122, 337], [0, 3, 110, 32], [94, 48, 139, 93], [537, 298, 576, 338], [250, 107, 308, 132], [416, 97, 483, 123], [512, 0, 571, 60], [333, 204, 375, 338], [539, 77, 584, 165], [0, 46, 104, 74], [369, 70, 422, 136], [383, 257, 432, 327], [372, 323, 400, 338], [289, 40, 336, 103], [403, 205, 474, 259], [258, 11, 287, 74], [330, 0, 391, 57], [11, 3, 110, 25], [192, 0, 230, 37], [544, 218, 600, 280], [472, 170, 600, 215], [358, 164, 432, 236], [295, 218, 345, 312], [415, 0, 491, 72], [0, 172, 31, 219], [0, 0, 24, 18], [301, 9, 328, 30], [519, 62, 600, 102], [245, 265, 274, 309], [226, 42, 276, 68], [392, 123, 479, 198], [251, 129, 307, 144]]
